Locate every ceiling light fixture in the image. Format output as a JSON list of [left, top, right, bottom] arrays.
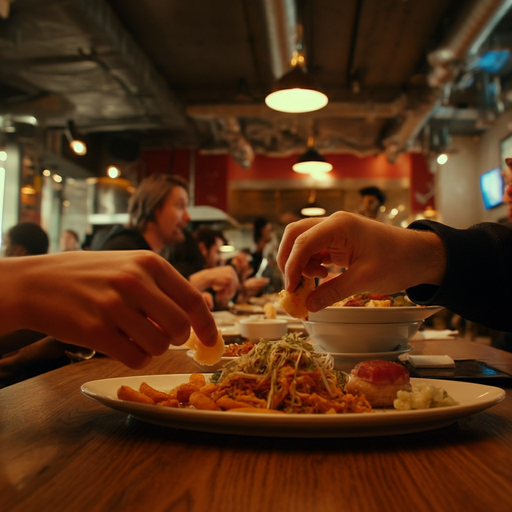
[[65, 120, 87, 156], [107, 165, 121, 178], [265, 25, 328, 113], [301, 190, 326, 217], [292, 136, 333, 174], [437, 153, 448, 165]]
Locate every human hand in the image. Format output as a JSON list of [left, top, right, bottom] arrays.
[[2, 251, 218, 369], [207, 265, 239, 297], [243, 277, 269, 294], [277, 212, 446, 312], [201, 291, 214, 310]]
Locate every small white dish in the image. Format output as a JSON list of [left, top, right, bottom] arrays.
[[239, 317, 288, 340], [321, 345, 413, 372]]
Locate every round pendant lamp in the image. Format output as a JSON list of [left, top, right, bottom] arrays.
[[301, 190, 326, 217], [292, 147, 333, 173], [265, 24, 328, 114]]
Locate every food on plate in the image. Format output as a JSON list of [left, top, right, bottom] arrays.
[[263, 301, 276, 319], [278, 276, 315, 321], [117, 334, 371, 414], [184, 329, 225, 365], [394, 382, 459, 410], [345, 360, 412, 407], [333, 292, 416, 308], [224, 341, 255, 357]]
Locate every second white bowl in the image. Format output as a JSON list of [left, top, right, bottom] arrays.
[[239, 317, 288, 340], [303, 320, 422, 353]]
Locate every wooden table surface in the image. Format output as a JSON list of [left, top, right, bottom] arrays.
[[1, 338, 511, 512]]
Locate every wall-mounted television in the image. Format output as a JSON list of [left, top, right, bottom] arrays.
[[480, 167, 504, 209]]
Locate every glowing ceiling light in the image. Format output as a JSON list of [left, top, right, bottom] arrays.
[[437, 153, 448, 165]]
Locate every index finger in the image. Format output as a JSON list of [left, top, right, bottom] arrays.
[[278, 218, 332, 291], [150, 258, 218, 347], [277, 218, 323, 272]]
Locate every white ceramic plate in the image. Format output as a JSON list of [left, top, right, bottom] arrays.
[[308, 305, 444, 324], [81, 374, 505, 438]]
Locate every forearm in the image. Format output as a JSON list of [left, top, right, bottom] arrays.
[[0, 258, 33, 336], [406, 221, 512, 331], [188, 269, 214, 292]]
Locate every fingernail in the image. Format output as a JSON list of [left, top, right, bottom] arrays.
[[284, 276, 289, 290], [310, 297, 325, 311]]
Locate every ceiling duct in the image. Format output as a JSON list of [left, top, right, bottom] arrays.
[[428, 0, 512, 88], [384, 0, 512, 162], [217, 117, 255, 169], [262, 0, 298, 80]]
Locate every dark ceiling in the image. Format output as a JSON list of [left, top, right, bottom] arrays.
[[1, 0, 512, 170]]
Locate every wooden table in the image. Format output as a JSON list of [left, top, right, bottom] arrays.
[[1, 339, 511, 512]]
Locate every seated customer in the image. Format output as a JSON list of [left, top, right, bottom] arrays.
[[100, 174, 239, 309]]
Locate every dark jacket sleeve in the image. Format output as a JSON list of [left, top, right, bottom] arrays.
[[405, 220, 512, 332]]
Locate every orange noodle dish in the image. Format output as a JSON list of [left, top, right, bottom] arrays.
[[117, 334, 373, 414]]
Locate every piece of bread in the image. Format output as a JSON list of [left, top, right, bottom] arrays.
[[185, 329, 225, 365], [277, 276, 315, 321]]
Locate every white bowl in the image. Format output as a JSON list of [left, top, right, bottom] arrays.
[[303, 320, 422, 353], [239, 317, 288, 340], [308, 305, 443, 324]]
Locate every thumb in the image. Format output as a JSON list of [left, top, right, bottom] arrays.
[[306, 266, 369, 311]]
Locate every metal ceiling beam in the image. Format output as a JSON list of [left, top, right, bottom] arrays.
[[187, 96, 407, 120]]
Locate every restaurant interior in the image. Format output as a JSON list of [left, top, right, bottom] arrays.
[[1, 2, 512, 511], [1, 0, 512, 255]]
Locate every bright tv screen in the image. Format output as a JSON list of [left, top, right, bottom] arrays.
[[480, 167, 504, 209]]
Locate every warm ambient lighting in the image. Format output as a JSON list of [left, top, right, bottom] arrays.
[[70, 139, 87, 156], [301, 204, 326, 216], [301, 190, 326, 217], [107, 165, 121, 178], [437, 153, 448, 165], [292, 147, 333, 174], [66, 120, 87, 156], [220, 244, 235, 253], [265, 25, 328, 114]]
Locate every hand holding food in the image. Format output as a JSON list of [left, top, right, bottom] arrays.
[[277, 276, 316, 321], [0, 251, 218, 369], [277, 212, 447, 312], [185, 329, 225, 365]]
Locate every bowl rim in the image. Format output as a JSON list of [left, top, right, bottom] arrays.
[[239, 318, 288, 325], [303, 320, 423, 327]]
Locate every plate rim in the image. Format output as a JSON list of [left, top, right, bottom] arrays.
[[81, 374, 505, 438]]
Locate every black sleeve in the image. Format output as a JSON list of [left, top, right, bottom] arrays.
[[405, 220, 512, 332], [101, 234, 145, 251]]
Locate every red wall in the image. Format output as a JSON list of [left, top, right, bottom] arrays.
[[140, 149, 432, 214], [227, 152, 411, 180]]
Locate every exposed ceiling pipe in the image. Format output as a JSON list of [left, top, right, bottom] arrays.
[[74, 0, 187, 129], [262, 0, 298, 79], [384, 0, 512, 162], [428, 0, 512, 87], [212, 0, 297, 167], [218, 117, 255, 169]]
